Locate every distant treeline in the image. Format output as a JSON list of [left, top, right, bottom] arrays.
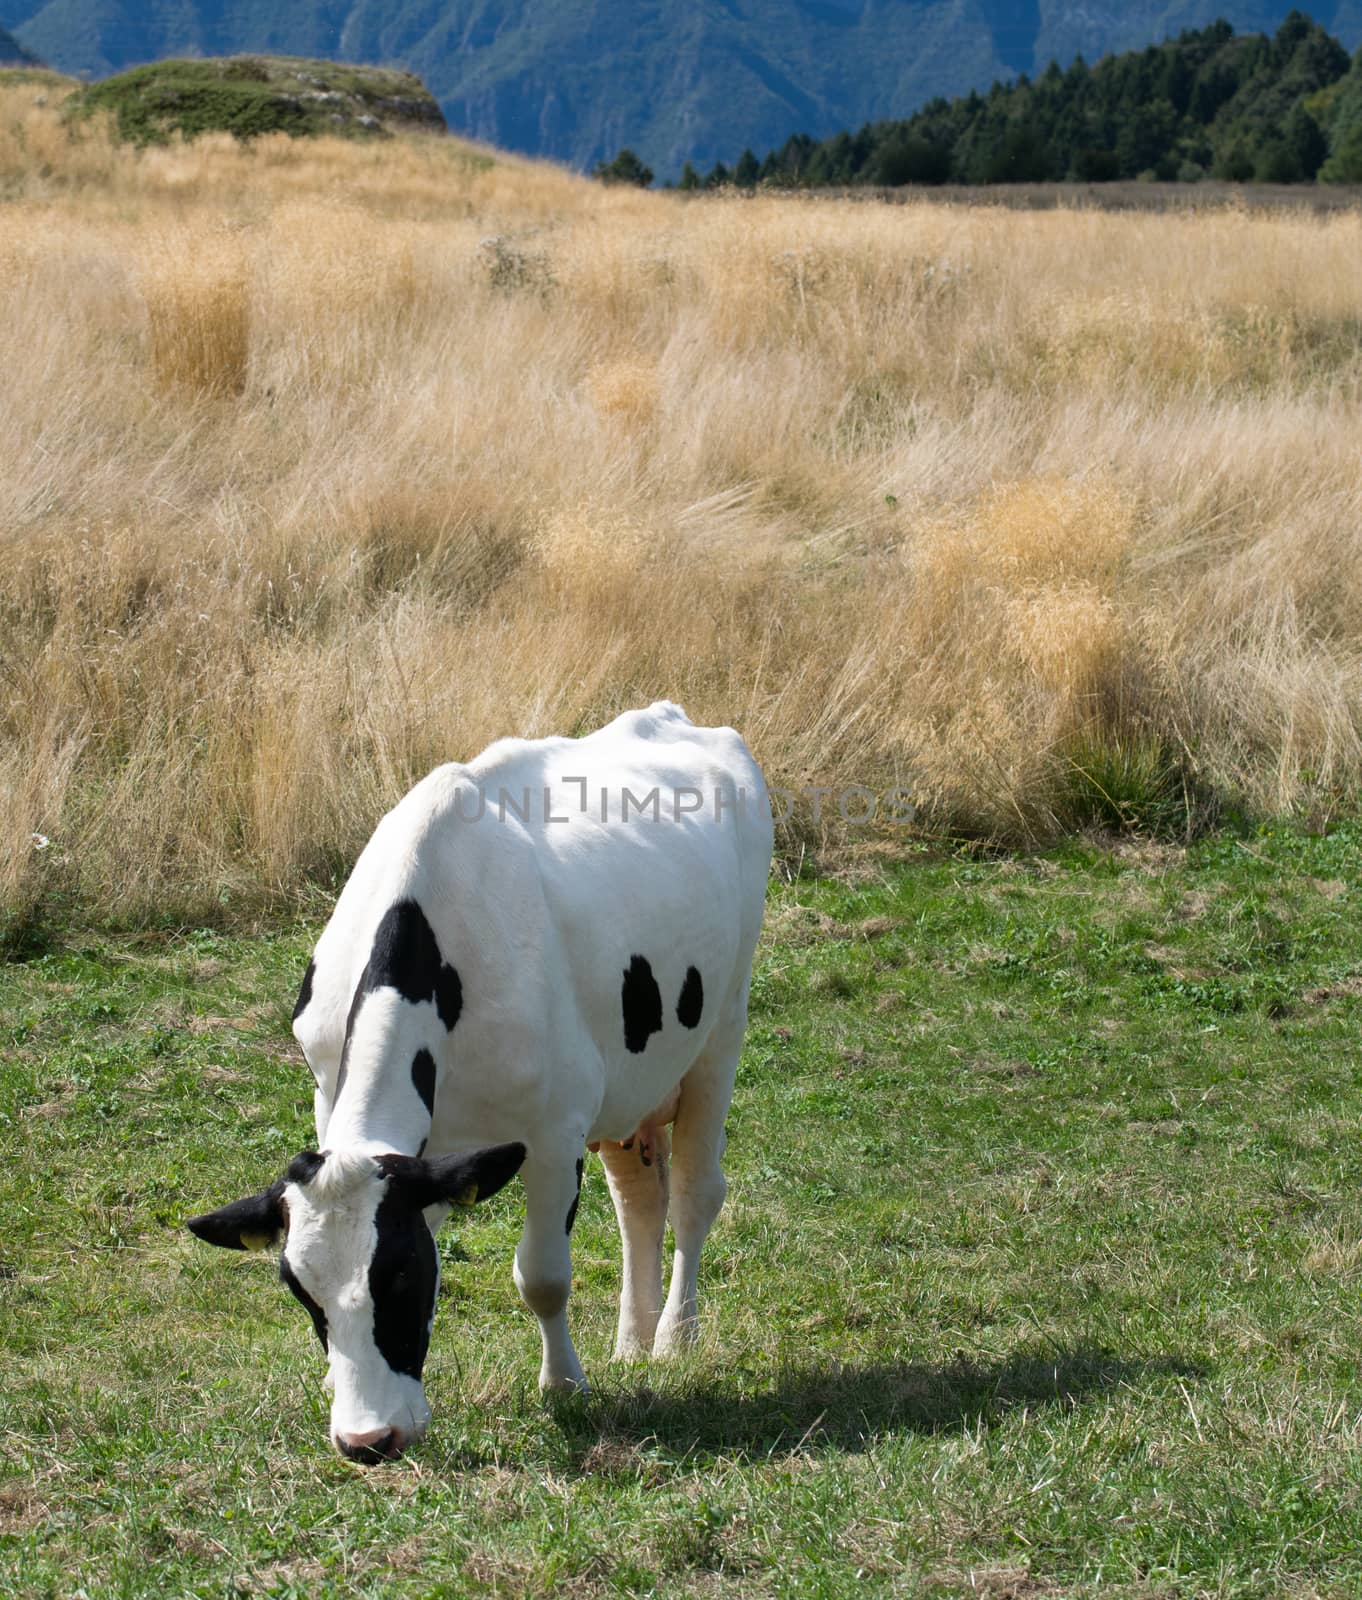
[[672, 13, 1362, 187]]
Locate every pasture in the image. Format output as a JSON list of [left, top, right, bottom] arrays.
[[4, 70, 1362, 1599], [4, 826, 1362, 1597]]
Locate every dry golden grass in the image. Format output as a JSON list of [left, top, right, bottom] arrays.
[[3, 78, 1362, 925], [143, 231, 250, 396]]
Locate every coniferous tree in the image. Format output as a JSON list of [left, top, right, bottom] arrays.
[[592, 148, 653, 187], [1319, 45, 1362, 180]]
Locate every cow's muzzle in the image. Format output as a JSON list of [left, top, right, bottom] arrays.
[[335, 1426, 405, 1464]]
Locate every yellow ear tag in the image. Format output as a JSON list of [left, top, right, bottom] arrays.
[[456, 1183, 479, 1207], [241, 1230, 276, 1252]]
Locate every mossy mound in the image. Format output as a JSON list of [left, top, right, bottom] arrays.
[[71, 55, 447, 145]]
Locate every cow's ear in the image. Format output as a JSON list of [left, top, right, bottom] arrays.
[[423, 1143, 527, 1208], [186, 1181, 286, 1251]]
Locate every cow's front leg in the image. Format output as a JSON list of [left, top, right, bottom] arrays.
[[513, 1152, 588, 1393]]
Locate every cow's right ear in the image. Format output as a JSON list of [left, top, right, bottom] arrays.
[[186, 1181, 286, 1252], [422, 1142, 527, 1209]]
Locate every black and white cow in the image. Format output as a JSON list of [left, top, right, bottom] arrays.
[[187, 703, 773, 1461]]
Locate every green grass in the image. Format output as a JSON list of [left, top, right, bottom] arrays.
[[70, 56, 445, 146], [3, 824, 1362, 1596]]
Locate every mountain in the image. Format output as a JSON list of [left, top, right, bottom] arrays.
[[0, 21, 35, 61], [8, 0, 1362, 175]]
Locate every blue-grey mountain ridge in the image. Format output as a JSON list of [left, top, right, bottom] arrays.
[[6, 0, 1362, 175]]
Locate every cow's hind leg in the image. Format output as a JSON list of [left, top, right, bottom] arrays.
[[599, 1129, 670, 1359], [655, 998, 745, 1356], [513, 1150, 588, 1393]]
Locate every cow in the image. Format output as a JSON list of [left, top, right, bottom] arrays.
[[186, 702, 773, 1462]]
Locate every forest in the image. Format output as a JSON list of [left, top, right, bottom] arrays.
[[674, 13, 1362, 187]]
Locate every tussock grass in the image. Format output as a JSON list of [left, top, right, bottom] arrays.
[[143, 232, 250, 395], [3, 84, 1362, 925]]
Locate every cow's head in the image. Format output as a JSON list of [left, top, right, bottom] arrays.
[[187, 1142, 525, 1462]]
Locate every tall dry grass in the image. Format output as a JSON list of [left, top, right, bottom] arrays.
[[3, 78, 1362, 928]]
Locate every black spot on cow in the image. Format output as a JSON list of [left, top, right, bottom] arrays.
[[280, 1255, 328, 1352], [287, 1150, 325, 1187], [293, 958, 316, 1022], [676, 965, 704, 1029], [336, 900, 463, 1103], [621, 955, 663, 1053], [369, 1181, 440, 1380], [411, 1049, 436, 1115], [367, 900, 463, 1029], [565, 1157, 584, 1234]]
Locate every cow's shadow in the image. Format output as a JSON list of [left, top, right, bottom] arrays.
[[548, 1343, 1201, 1467]]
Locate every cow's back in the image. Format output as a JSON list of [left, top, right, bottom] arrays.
[[299, 704, 772, 1151]]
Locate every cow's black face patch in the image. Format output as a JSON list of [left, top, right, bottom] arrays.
[[369, 1184, 439, 1380], [281, 1255, 329, 1351], [411, 1049, 436, 1115], [622, 955, 663, 1053], [336, 900, 463, 1102], [565, 1157, 584, 1234], [676, 966, 704, 1029], [293, 958, 316, 1022]]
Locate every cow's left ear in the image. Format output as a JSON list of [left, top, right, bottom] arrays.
[[186, 1181, 286, 1252], [412, 1142, 527, 1209]]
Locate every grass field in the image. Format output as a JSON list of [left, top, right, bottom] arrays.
[[4, 823, 1362, 1598]]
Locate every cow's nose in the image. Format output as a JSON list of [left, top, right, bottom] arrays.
[[335, 1427, 404, 1464]]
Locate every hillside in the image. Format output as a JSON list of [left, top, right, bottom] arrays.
[[725, 13, 1362, 184], [72, 55, 446, 143], [6, 0, 1362, 175], [0, 22, 34, 62]]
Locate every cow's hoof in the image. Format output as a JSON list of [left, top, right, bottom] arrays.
[[611, 1318, 659, 1361], [540, 1370, 589, 1396], [653, 1319, 699, 1359]]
